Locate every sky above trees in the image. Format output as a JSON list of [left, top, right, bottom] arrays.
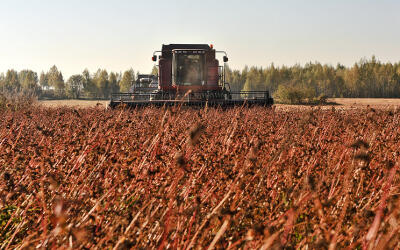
[[1, 0, 399, 78]]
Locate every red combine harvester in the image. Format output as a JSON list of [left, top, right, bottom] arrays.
[[109, 44, 273, 108]]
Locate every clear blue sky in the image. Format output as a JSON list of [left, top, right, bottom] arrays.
[[1, 0, 399, 78]]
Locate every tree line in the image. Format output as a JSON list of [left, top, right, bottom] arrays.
[[0, 66, 137, 99], [226, 56, 400, 102], [1, 57, 400, 101]]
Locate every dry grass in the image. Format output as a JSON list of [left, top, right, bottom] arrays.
[[333, 98, 400, 107], [274, 98, 400, 112], [38, 100, 108, 108]]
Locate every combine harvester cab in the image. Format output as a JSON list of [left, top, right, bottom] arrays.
[[109, 44, 274, 108]]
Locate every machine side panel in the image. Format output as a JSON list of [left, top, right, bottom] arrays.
[[207, 59, 219, 87], [159, 58, 172, 90]]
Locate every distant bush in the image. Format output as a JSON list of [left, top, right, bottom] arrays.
[[0, 93, 6, 109], [317, 94, 328, 104], [0, 91, 37, 111], [274, 85, 305, 104], [274, 84, 328, 105]]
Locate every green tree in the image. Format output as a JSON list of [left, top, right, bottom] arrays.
[[19, 70, 39, 93], [0, 73, 5, 91], [39, 71, 49, 90], [3, 70, 20, 92], [120, 69, 134, 92], [93, 69, 109, 98], [82, 69, 96, 98], [109, 72, 120, 94], [66, 74, 84, 99], [47, 65, 65, 97], [151, 65, 158, 76], [242, 67, 265, 91]]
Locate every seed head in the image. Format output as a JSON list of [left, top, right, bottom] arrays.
[[188, 123, 205, 146], [354, 152, 370, 162], [174, 152, 186, 167], [308, 175, 316, 191], [350, 139, 369, 149]]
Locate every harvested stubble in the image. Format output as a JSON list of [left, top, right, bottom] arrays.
[[0, 105, 400, 249]]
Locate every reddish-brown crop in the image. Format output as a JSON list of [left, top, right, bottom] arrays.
[[1, 105, 400, 249]]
